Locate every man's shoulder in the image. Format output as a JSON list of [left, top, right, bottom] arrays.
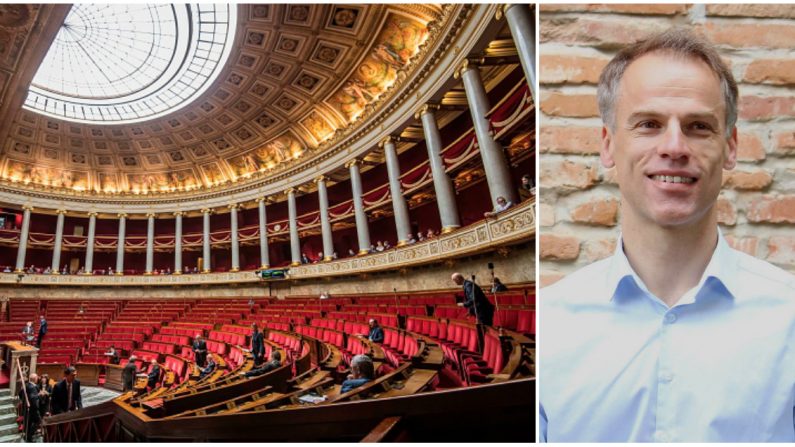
[[730, 247, 795, 298], [542, 257, 613, 305]]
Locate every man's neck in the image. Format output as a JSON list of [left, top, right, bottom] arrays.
[[621, 210, 718, 307]]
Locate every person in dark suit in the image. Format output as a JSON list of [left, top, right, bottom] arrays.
[[50, 367, 82, 415], [340, 355, 375, 394], [18, 373, 41, 442], [36, 315, 47, 348], [367, 319, 384, 344], [122, 356, 139, 392], [199, 355, 216, 379], [192, 334, 207, 367], [452, 272, 495, 326], [37, 374, 52, 418], [250, 323, 264, 365], [105, 345, 120, 365], [146, 359, 160, 389], [241, 351, 281, 378]]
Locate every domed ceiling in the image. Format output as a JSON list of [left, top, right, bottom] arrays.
[[0, 4, 447, 196]]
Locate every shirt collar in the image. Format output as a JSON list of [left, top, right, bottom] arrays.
[[605, 228, 739, 305]]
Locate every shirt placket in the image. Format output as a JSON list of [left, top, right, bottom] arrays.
[[654, 307, 679, 443]]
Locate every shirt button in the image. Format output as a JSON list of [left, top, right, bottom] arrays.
[[664, 313, 677, 324], [655, 431, 670, 442], [660, 372, 673, 383]]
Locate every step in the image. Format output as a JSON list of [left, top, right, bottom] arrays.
[[0, 397, 12, 406], [0, 433, 20, 443], [0, 413, 16, 426], [0, 423, 19, 437], [0, 389, 10, 397], [0, 405, 15, 415]]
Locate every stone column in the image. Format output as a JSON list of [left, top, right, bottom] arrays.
[[286, 188, 301, 266], [173, 211, 183, 274], [14, 205, 33, 273], [115, 213, 126, 275], [84, 212, 97, 274], [457, 59, 519, 206], [202, 208, 212, 273], [347, 159, 372, 254], [416, 104, 461, 232], [145, 213, 155, 274], [499, 4, 536, 101], [51, 210, 66, 274], [229, 204, 240, 272], [314, 176, 334, 260], [256, 198, 269, 269], [381, 136, 412, 246]]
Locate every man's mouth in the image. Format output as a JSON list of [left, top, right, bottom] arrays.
[[649, 175, 696, 184]]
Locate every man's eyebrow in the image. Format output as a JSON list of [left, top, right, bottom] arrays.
[[625, 110, 721, 123]]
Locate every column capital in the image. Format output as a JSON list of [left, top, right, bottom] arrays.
[[87, 211, 98, 218], [378, 135, 400, 148], [117, 212, 127, 218], [453, 58, 479, 80], [55, 209, 68, 215], [146, 212, 156, 219], [285, 187, 296, 196], [254, 197, 267, 203], [313, 175, 328, 184], [344, 158, 361, 169], [200, 208, 213, 215], [228, 203, 239, 210], [496, 3, 522, 20], [414, 103, 440, 120], [21, 205, 34, 212], [173, 211, 184, 217]]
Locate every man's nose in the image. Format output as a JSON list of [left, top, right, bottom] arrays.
[[657, 124, 691, 160]]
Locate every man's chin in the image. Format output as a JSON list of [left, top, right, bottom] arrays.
[[648, 208, 706, 228]]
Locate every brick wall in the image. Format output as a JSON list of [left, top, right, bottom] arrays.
[[539, 4, 795, 286]]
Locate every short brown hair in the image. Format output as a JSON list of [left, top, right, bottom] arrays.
[[597, 27, 738, 137]]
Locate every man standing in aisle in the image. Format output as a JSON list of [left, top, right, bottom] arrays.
[[36, 315, 47, 348], [540, 28, 795, 442]]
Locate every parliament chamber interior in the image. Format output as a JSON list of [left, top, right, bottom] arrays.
[[0, 3, 535, 442]]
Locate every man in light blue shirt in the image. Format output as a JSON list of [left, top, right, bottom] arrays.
[[540, 28, 795, 442]]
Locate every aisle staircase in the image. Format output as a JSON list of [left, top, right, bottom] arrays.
[[0, 389, 21, 442]]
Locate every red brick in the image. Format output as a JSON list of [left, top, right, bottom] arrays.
[[541, 4, 688, 15], [540, 126, 601, 155], [541, 17, 669, 49], [739, 96, 795, 121], [747, 195, 795, 223], [541, 92, 599, 118], [539, 203, 555, 227], [702, 22, 795, 49], [570, 198, 620, 226], [716, 197, 737, 226], [724, 235, 759, 257], [744, 60, 795, 86], [540, 55, 609, 84], [766, 236, 795, 266], [540, 234, 581, 261], [540, 272, 566, 288], [706, 4, 795, 19], [583, 238, 617, 263], [540, 159, 600, 191], [774, 131, 795, 155], [737, 133, 766, 162], [723, 169, 773, 190]]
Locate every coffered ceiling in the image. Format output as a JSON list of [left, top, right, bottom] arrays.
[[0, 4, 447, 195]]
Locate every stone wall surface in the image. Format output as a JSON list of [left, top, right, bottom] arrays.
[[540, 4, 795, 285]]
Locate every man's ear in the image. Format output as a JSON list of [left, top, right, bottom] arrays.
[[724, 127, 738, 171], [600, 126, 616, 168]]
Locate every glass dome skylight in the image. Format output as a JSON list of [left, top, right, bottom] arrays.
[[24, 4, 236, 125]]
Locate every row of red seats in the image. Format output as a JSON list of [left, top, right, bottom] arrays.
[[142, 341, 177, 355], [208, 330, 246, 347]]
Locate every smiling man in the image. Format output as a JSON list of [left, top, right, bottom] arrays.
[[540, 28, 795, 442]]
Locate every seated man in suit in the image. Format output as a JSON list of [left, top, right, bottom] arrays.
[[121, 356, 139, 392], [192, 334, 208, 367], [199, 355, 217, 379], [51, 367, 82, 415], [105, 345, 120, 365], [146, 359, 160, 389], [241, 351, 281, 378], [340, 354, 374, 393], [367, 318, 384, 344]]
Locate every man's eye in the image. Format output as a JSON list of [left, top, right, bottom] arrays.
[[637, 121, 660, 129], [689, 122, 714, 132]]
